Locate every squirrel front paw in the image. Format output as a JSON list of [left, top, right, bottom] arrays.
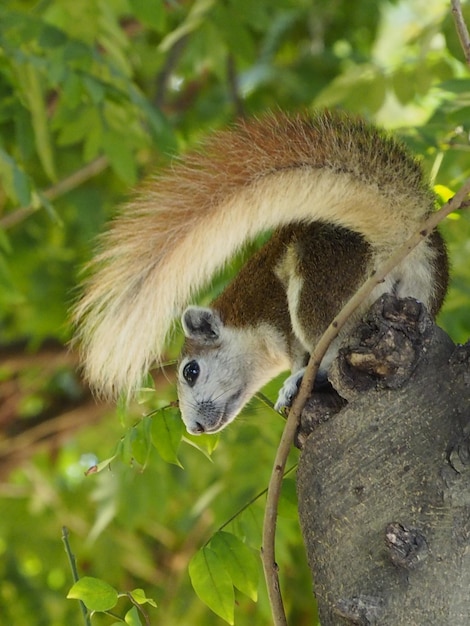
[[275, 368, 332, 414], [275, 368, 306, 414]]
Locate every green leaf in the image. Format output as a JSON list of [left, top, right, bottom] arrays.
[[443, 5, 470, 63], [125, 605, 142, 626], [189, 547, 234, 624], [438, 78, 470, 94], [130, 0, 165, 31], [314, 64, 386, 114], [131, 419, 151, 466], [38, 22, 67, 49], [210, 532, 259, 601], [159, 0, 215, 52], [392, 67, 416, 105], [103, 132, 137, 185], [434, 184, 454, 204], [120, 428, 134, 465], [278, 478, 298, 519], [56, 109, 95, 147], [183, 432, 220, 459], [119, 421, 151, 467], [128, 87, 176, 152], [0, 229, 12, 254], [150, 407, 184, 466], [85, 454, 117, 475], [83, 75, 106, 105], [16, 63, 56, 180], [128, 588, 157, 608], [36, 191, 61, 224], [67, 576, 119, 612], [212, 4, 255, 62], [0, 148, 32, 206]]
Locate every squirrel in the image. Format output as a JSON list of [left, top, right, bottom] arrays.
[[73, 110, 449, 435]]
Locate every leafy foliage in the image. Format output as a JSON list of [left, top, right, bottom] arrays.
[[188, 530, 260, 623], [67, 574, 156, 623], [68, 576, 120, 612], [1, 1, 470, 625]]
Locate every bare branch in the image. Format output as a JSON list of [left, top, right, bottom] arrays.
[[261, 178, 470, 626], [0, 155, 109, 230], [154, 34, 189, 110], [227, 54, 246, 119], [451, 0, 470, 67]]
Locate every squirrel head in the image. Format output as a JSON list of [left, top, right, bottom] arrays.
[[177, 306, 289, 434]]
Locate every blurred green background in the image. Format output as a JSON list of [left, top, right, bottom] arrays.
[[1, 0, 470, 624]]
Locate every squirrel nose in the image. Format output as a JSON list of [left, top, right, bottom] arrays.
[[194, 421, 205, 434]]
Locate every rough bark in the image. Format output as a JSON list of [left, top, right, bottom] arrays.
[[296, 294, 470, 625]]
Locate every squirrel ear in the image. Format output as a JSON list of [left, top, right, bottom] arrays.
[[181, 307, 222, 343]]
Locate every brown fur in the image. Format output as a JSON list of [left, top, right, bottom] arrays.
[[73, 110, 448, 400], [427, 230, 449, 315], [213, 223, 373, 357]]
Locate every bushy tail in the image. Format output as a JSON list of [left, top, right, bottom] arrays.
[[72, 111, 435, 399]]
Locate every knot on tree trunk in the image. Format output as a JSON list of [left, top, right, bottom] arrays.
[[296, 295, 470, 626]]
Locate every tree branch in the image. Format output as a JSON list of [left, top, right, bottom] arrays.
[[0, 155, 109, 230], [154, 34, 189, 110], [62, 526, 92, 626], [261, 178, 470, 626], [451, 0, 470, 67], [227, 54, 246, 119]]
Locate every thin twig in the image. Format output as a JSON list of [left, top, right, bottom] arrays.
[[0, 155, 109, 230], [154, 34, 189, 110], [451, 0, 470, 67], [227, 54, 246, 119], [0, 401, 109, 460], [203, 463, 297, 548], [126, 593, 151, 626], [62, 526, 92, 626], [261, 178, 470, 626]]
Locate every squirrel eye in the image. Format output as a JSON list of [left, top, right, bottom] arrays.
[[183, 360, 200, 386]]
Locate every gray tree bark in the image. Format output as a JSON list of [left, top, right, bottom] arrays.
[[296, 295, 470, 626]]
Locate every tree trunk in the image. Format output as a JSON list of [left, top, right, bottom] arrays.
[[296, 295, 470, 625]]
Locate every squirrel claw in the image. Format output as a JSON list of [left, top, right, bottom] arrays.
[[275, 368, 306, 414]]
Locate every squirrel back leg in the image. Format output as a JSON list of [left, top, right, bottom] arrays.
[[274, 223, 371, 412], [274, 227, 447, 415]]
